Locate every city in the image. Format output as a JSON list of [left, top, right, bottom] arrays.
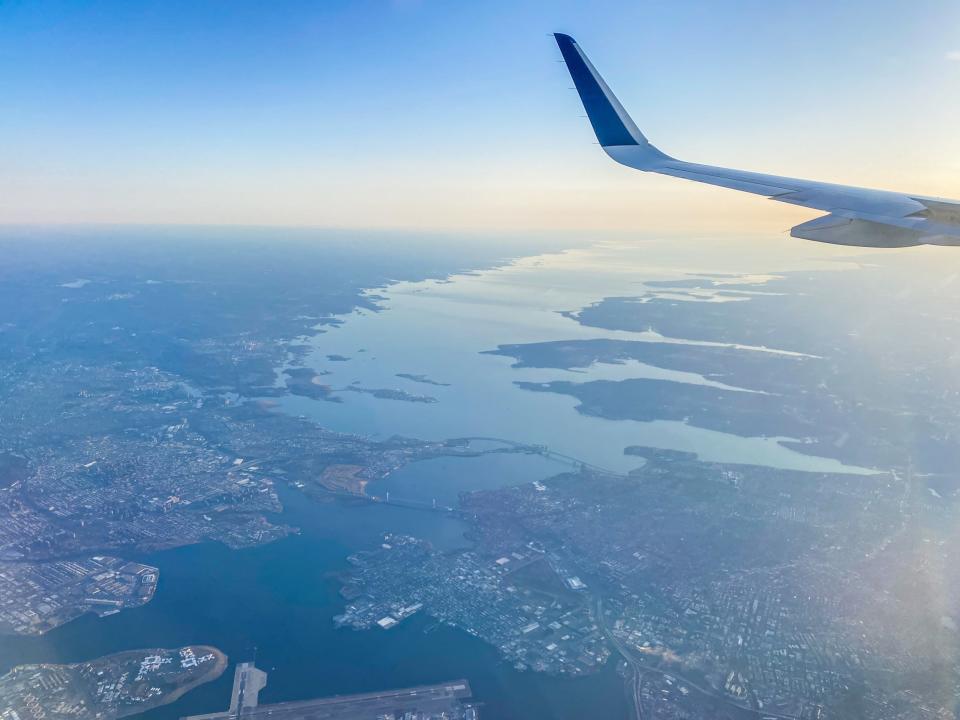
[[337, 447, 958, 719]]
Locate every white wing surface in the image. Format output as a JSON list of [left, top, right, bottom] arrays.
[[555, 33, 960, 247]]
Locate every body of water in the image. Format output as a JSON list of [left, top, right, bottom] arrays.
[[276, 238, 865, 474]]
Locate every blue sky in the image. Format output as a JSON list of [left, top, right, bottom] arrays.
[[1, 0, 959, 232]]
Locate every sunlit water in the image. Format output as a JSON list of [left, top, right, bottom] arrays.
[[274, 237, 866, 474]]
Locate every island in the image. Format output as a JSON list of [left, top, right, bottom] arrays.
[[0, 646, 227, 720], [395, 373, 450, 387], [342, 386, 438, 403]]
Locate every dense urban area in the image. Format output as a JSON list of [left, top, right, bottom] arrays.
[[338, 448, 957, 719]]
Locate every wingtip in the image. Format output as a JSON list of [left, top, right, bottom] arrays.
[[553, 32, 646, 148]]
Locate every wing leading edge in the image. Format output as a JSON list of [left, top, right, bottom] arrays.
[[554, 32, 960, 248]]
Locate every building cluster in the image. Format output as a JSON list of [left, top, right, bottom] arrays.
[[337, 534, 610, 676], [0, 556, 156, 636]]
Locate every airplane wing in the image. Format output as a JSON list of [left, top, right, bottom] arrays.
[[554, 32, 960, 248]]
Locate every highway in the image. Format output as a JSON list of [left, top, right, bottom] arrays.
[[595, 597, 644, 720], [593, 598, 800, 720]]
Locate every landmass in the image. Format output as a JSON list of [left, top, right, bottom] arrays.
[[0, 369, 298, 565], [283, 367, 337, 401], [552, 270, 960, 474], [336, 533, 608, 675], [396, 373, 450, 387], [493, 271, 960, 473], [183, 662, 478, 720], [0, 557, 157, 636], [339, 449, 960, 719], [0, 646, 226, 720], [516, 376, 798, 438], [317, 464, 369, 495], [343, 386, 438, 403]]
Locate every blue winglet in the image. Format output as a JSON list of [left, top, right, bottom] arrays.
[[554, 33, 658, 151]]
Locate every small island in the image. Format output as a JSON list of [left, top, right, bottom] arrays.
[[395, 373, 450, 387], [0, 646, 227, 720], [343, 386, 438, 403]]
